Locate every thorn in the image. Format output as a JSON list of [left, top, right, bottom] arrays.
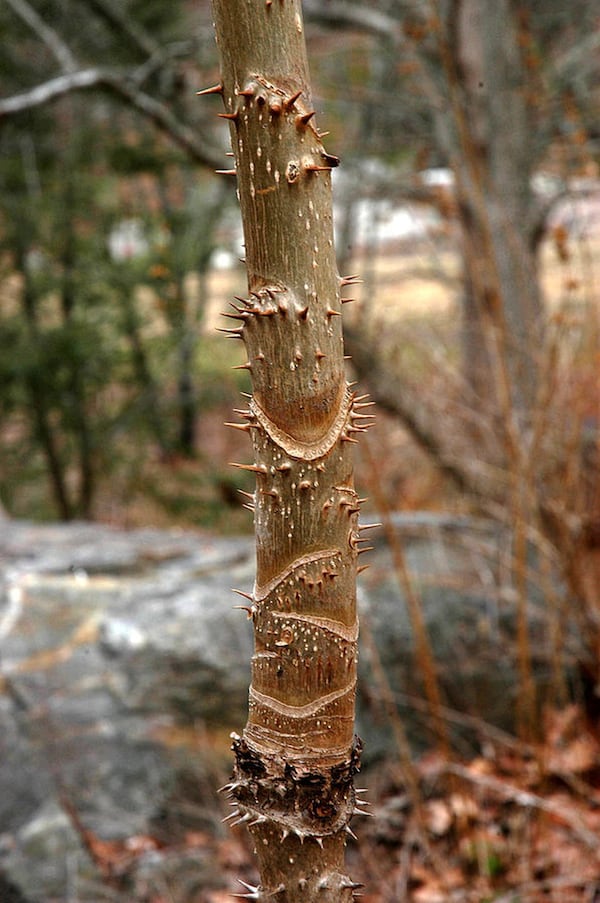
[[232, 588, 254, 602], [266, 0, 272, 6], [315, 836, 324, 848], [315, 349, 326, 360], [232, 879, 262, 900], [232, 811, 253, 827], [297, 305, 309, 321], [340, 274, 363, 286], [341, 434, 359, 444], [305, 164, 332, 173], [341, 879, 366, 890], [357, 546, 374, 554], [218, 111, 239, 121], [240, 392, 252, 399], [237, 489, 255, 501], [235, 295, 253, 307], [237, 87, 255, 98], [269, 100, 282, 115], [323, 152, 340, 167], [222, 809, 240, 822], [230, 463, 268, 475], [222, 311, 249, 322], [217, 327, 244, 337], [316, 129, 330, 138], [341, 298, 355, 304], [358, 523, 382, 531], [215, 168, 237, 176], [248, 815, 268, 826], [326, 308, 341, 318], [285, 89, 302, 110], [225, 422, 252, 432], [276, 462, 292, 473], [197, 83, 223, 96], [357, 564, 370, 575], [233, 605, 254, 617], [354, 394, 370, 402], [232, 361, 253, 371], [242, 504, 255, 512], [353, 807, 374, 817], [344, 355, 352, 361], [345, 825, 358, 840], [296, 110, 316, 126]]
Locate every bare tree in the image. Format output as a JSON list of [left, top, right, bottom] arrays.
[[210, 1, 370, 899]]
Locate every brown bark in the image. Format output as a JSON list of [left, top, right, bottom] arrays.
[[210, 2, 365, 900]]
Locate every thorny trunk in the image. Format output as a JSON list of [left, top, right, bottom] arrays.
[[210, 1, 369, 899]]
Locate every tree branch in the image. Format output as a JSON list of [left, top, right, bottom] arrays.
[[0, 69, 225, 170], [83, 0, 161, 59], [4, 0, 78, 73], [303, 0, 400, 41]]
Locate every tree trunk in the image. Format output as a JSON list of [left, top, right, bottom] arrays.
[[437, 0, 544, 414], [16, 244, 74, 521], [211, 2, 366, 899]]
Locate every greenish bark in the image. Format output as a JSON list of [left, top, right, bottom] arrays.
[[210, 1, 368, 899]]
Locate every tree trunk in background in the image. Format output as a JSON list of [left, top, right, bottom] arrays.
[[16, 243, 74, 521], [436, 0, 544, 414], [211, 2, 366, 899]]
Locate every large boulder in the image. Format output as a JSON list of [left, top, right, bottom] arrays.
[[0, 516, 571, 900]]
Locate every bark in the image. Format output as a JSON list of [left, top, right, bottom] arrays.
[[211, 2, 365, 899]]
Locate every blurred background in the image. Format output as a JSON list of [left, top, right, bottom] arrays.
[[1, 1, 600, 901]]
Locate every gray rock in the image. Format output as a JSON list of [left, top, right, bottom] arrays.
[[0, 516, 574, 900]]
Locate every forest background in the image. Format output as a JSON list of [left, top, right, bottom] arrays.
[[1, 1, 600, 900]]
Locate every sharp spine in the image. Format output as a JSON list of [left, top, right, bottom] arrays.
[[196, 83, 223, 96], [285, 89, 302, 110], [222, 809, 240, 822], [230, 463, 268, 475], [232, 588, 254, 602]]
